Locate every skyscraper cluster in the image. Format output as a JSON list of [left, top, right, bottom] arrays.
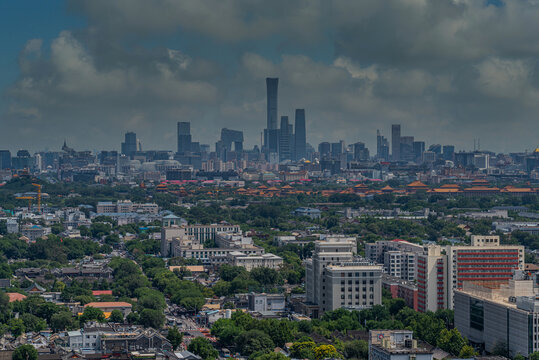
[[263, 78, 307, 163], [387, 124, 455, 164]]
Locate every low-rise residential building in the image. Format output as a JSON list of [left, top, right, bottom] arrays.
[[228, 252, 283, 270], [382, 274, 418, 311], [369, 330, 433, 360], [215, 232, 253, 248], [20, 224, 51, 242], [248, 293, 286, 314], [293, 207, 321, 219]]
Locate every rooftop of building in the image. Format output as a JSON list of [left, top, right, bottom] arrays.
[[84, 301, 132, 308]]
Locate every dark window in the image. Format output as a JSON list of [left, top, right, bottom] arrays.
[[470, 299, 484, 331]]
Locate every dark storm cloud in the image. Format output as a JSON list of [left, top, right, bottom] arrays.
[[3, 0, 539, 153]]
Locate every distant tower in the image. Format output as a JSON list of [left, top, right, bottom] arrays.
[[177, 122, 192, 153], [391, 124, 401, 161], [266, 78, 278, 130], [264, 78, 279, 154], [294, 109, 306, 160], [376, 130, 389, 161], [279, 116, 291, 161], [121, 132, 138, 156]]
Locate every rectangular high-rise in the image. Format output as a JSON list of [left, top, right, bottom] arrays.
[[279, 116, 291, 162], [266, 78, 278, 130], [417, 235, 524, 312], [177, 122, 192, 153], [294, 109, 306, 160], [121, 132, 138, 156], [264, 78, 279, 154], [391, 124, 401, 161], [376, 130, 389, 161], [0, 150, 11, 169]]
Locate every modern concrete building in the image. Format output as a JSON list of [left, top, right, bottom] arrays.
[[294, 109, 306, 160], [417, 235, 525, 312], [279, 116, 291, 162], [366, 239, 424, 281], [391, 124, 401, 161], [454, 274, 539, 357], [248, 293, 286, 314], [177, 121, 192, 153], [305, 236, 382, 314], [417, 245, 448, 312], [369, 330, 433, 360], [228, 252, 283, 271], [321, 261, 383, 312]]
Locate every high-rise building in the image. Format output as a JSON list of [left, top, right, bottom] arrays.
[[442, 145, 455, 161], [0, 150, 11, 169], [177, 122, 192, 153], [266, 78, 278, 130], [264, 78, 279, 154], [294, 109, 306, 161], [417, 235, 524, 312], [318, 142, 331, 157], [352, 142, 369, 161], [331, 141, 345, 158], [279, 116, 291, 161], [413, 141, 425, 162], [376, 130, 389, 161], [217, 128, 243, 161], [428, 144, 442, 155], [305, 237, 382, 315], [121, 132, 139, 157], [391, 124, 401, 161], [400, 136, 414, 162]]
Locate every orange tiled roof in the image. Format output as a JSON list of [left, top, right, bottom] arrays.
[[429, 188, 461, 193], [85, 302, 132, 308], [92, 290, 113, 296], [407, 181, 428, 188], [7, 293, 27, 302]]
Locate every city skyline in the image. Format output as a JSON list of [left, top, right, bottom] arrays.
[[2, 1, 539, 153]]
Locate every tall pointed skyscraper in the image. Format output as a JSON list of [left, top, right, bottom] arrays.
[[294, 109, 306, 160]]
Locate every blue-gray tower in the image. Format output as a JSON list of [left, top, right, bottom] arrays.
[[294, 109, 306, 160]]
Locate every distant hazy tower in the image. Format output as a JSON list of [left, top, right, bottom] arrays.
[[294, 109, 306, 160], [121, 132, 138, 156], [279, 116, 291, 161], [266, 78, 279, 130], [391, 124, 401, 161], [177, 122, 192, 153]]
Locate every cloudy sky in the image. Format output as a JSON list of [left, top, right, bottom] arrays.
[[1, 0, 539, 154]]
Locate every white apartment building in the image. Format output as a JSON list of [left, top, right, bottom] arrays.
[[305, 237, 357, 306], [366, 239, 423, 281], [228, 252, 283, 271], [305, 236, 382, 314], [216, 232, 253, 248], [321, 261, 383, 312]]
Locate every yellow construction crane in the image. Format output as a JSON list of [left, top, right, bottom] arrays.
[[32, 183, 42, 213], [16, 196, 33, 211]]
